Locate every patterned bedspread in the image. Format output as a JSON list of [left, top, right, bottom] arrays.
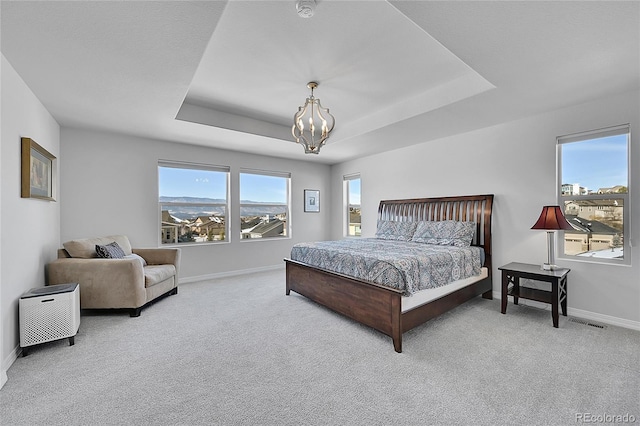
[[290, 238, 483, 296]]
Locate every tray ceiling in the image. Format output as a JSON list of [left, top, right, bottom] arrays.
[[1, 1, 638, 164]]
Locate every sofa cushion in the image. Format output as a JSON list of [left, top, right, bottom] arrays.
[[63, 235, 133, 258], [144, 265, 176, 287], [96, 242, 126, 259]]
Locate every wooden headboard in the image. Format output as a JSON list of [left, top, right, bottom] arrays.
[[377, 194, 494, 271]]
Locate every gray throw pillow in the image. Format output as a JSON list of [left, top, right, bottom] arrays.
[[412, 220, 476, 247], [95, 241, 126, 259], [375, 220, 418, 241]]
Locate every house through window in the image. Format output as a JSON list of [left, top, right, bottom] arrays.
[[344, 174, 361, 237], [557, 124, 630, 265], [239, 169, 290, 240], [158, 161, 229, 245]]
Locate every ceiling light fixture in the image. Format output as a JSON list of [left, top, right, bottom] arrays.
[[292, 81, 335, 154], [296, 0, 316, 18]]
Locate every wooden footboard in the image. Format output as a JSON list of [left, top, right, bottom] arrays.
[[402, 275, 492, 333], [285, 258, 405, 352], [285, 194, 494, 353], [286, 259, 492, 353]]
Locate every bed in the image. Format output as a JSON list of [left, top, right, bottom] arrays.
[[284, 194, 494, 353]]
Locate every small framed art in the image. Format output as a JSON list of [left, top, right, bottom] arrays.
[[21, 137, 56, 201], [304, 189, 320, 212]]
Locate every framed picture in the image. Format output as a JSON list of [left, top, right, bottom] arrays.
[[304, 189, 320, 212], [21, 137, 56, 201]]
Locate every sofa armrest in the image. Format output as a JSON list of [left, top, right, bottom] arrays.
[[47, 257, 146, 309], [133, 248, 180, 275]]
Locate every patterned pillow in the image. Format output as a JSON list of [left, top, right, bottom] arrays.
[[412, 220, 476, 247], [375, 220, 418, 241], [95, 241, 126, 259]]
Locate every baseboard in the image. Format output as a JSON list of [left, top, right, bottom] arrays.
[[493, 290, 640, 331], [179, 263, 285, 284], [2, 345, 21, 390], [566, 307, 640, 331]]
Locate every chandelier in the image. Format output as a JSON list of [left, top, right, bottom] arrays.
[[292, 82, 335, 154]]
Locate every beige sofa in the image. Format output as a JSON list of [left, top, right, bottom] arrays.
[[47, 235, 180, 317]]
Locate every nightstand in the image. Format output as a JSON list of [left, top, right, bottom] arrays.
[[499, 262, 570, 328]]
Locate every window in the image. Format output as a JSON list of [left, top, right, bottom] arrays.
[[344, 174, 361, 236], [240, 170, 290, 239], [557, 124, 630, 264], [158, 161, 229, 245]]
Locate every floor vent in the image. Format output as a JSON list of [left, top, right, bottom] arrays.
[[569, 318, 607, 329]]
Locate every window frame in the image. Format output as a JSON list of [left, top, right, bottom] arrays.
[[343, 173, 361, 237], [239, 168, 291, 241], [556, 124, 631, 266], [158, 160, 230, 246]]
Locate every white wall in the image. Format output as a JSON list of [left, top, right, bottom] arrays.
[[0, 54, 4, 389], [1, 55, 61, 384], [60, 128, 331, 280], [331, 89, 640, 328]]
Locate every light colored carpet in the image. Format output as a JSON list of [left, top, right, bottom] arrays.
[[1, 268, 638, 425]]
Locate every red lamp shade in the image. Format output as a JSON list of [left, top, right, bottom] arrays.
[[531, 205, 573, 230]]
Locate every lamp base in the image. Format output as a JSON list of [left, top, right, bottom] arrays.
[[542, 263, 558, 271]]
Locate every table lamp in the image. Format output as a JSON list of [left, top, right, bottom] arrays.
[[531, 205, 573, 270]]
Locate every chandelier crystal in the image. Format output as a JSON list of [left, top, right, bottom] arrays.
[[292, 82, 335, 154]]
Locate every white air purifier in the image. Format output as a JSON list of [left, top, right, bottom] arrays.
[[19, 283, 80, 356]]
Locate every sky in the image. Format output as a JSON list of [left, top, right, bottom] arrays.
[[159, 167, 227, 199], [239, 173, 287, 203], [349, 178, 361, 205], [561, 134, 628, 191], [159, 167, 287, 203]]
